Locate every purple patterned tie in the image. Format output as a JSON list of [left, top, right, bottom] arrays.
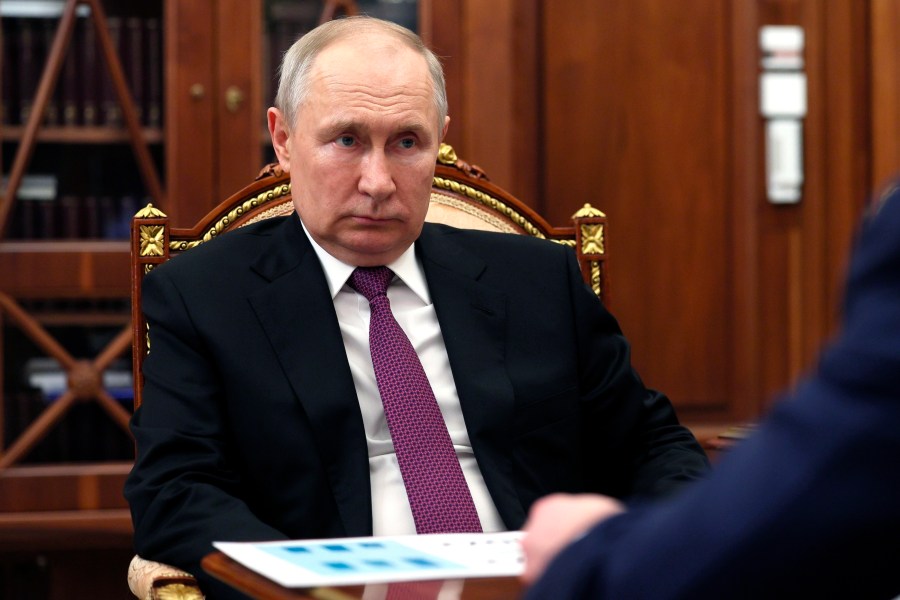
[[350, 266, 482, 534]]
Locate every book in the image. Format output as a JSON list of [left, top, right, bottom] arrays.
[[98, 195, 116, 238], [17, 18, 38, 124], [59, 194, 80, 238], [39, 18, 60, 125], [145, 17, 162, 128], [1, 19, 16, 125], [36, 197, 57, 239], [81, 195, 101, 238], [80, 16, 99, 126], [100, 16, 122, 126], [59, 17, 80, 126], [123, 17, 143, 124], [115, 194, 141, 239], [1, 173, 58, 202], [10, 198, 37, 239]]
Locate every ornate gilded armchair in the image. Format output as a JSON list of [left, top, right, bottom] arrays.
[[127, 144, 608, 599]]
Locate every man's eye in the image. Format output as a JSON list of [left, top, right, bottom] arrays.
[[398, 138, 416, 149], [336, 136, 355, 147]]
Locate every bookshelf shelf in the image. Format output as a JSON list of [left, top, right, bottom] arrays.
[[0, 240, 129, 297], [1, 126, 163, 144]]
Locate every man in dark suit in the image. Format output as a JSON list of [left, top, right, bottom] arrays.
[[125, 16, 709, 598], [521, 182, 900, 599]]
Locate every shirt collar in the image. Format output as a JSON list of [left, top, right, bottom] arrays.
[[301, 222, 431, 304]]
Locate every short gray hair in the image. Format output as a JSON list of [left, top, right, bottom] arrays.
[[274, 16, 448, 132]]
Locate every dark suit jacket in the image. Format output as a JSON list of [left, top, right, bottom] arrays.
[[125, 214, 709, 597], [526, 182, 900, 600]]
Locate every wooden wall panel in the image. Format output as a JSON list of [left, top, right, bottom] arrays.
[[871, 0, 900, 189], [459, 0, 540, 209], [728, 0, 765, 422], [819, 0, 869, 376], [543, 1, 735, 418], [422, 0, 541, 208], [420, 0, 880, 425], [420, 0, 463, 153], [755, 0, 867, 408]]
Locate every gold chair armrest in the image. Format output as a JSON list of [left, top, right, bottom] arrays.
[[128, 554, 204, 600]]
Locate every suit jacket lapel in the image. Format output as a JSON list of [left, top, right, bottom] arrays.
[[417, 224, 525, 528], [247, 216, 372, 536]]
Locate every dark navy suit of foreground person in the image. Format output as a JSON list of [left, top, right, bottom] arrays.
[[525, 180, 900, 600]]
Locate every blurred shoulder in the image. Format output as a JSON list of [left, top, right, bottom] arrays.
[[858, 180, 900, 253], [864, 179, 900, 230]]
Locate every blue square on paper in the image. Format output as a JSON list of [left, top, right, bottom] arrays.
[[404, 557, 439, 567], [363, 559, 392, 568], [263, 539, 463, 576]]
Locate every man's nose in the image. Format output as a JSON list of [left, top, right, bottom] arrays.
[[358, 151, 397, 201]]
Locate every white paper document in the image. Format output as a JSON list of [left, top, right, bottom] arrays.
[[214, 531, 524, 588]]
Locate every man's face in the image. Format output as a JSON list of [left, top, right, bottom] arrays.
[[268, 34, 449, 267]]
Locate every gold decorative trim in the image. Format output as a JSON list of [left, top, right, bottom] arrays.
[[136, 204, 167, 219], [152, 582, 204, 600], [580, 223, 605, 255], [140, 225, 166, 257], [437, 143, 457, 165], [432, 176, 546, 239], [572, 203, 606, 219], [591, 261, 602, 298], [170, 183, 292, 252]]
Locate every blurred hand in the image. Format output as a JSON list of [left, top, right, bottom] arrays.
[[520, 493, 625, 584]]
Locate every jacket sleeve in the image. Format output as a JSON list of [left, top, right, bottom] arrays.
[[124, 266, 287, 597], [567, 249, 710, 499], [526, 188, 900, 600]]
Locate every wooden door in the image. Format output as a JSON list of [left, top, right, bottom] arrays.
[[165, 0, 216, 224], [542, 1, 742, 423], [214, 0, 263, 206], [165, 0, 263, 225]]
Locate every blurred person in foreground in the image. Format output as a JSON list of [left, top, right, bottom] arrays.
[[522, 181, 900, 599]]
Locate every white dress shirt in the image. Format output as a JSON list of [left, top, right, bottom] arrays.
[[302, 225, 505, 535]]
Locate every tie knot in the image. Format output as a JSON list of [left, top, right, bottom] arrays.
[[349, 266, 393, 301]]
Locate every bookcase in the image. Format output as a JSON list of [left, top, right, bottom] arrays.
[[0, 0, 419, 595]]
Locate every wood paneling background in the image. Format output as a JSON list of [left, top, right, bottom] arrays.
[[872, 0, 900, 189], [543, 1, 734, 419], [423, 0, 897, 428]]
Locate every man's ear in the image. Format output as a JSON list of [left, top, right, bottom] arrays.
[[268, 107, 291, 172], [440, 115, 450, 142]]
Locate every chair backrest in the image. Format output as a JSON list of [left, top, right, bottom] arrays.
[[130, 144, 608, 408]]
